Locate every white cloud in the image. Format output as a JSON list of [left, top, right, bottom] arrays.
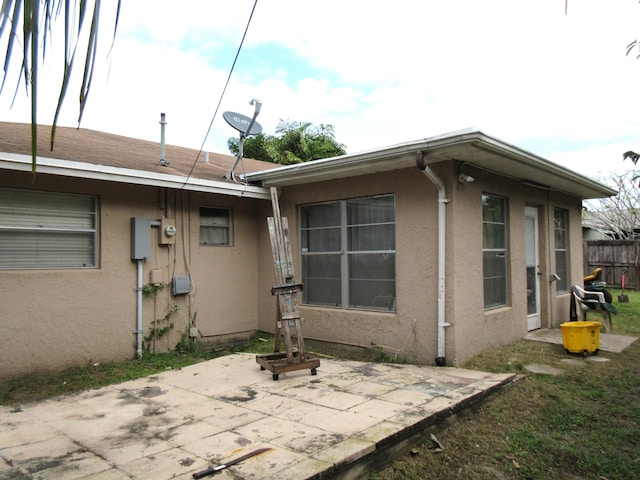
[[2, 0, 640, 180]]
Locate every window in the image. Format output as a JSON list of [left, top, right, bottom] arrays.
[[554, 208, 569, 292], [300, 195, 396, 311], [0, 188, 97, 269], [482, 194, 508, 308], [199, 207, 232, 246]]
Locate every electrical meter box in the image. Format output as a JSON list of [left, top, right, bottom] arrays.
[[131, 218, 151, 260], [160, 218, 176, 245]]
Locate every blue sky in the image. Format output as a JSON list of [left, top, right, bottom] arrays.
[[2, 0, 640, 183]]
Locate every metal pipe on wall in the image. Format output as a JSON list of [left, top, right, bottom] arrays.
[[135, 259, 144, 358], [416, 151, 449, 366]]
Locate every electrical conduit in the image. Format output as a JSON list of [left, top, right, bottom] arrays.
[[136, 259, 144, 358]]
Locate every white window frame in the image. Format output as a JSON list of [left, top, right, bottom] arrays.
[[0, 187, 98, 270], [554, 207, 569, 293], [482, 193, 508, 309], [299, 194, 396, 311]]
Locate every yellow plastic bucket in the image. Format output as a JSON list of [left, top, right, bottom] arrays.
[[560, 321, 601, 356]]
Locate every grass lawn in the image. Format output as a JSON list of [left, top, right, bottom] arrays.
[[1, 289, 639, 479], [367, 289, 640, 480]]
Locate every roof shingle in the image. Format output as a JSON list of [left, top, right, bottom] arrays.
[[0, 122, 277, 181]]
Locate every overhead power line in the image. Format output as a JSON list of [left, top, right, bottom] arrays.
[[182, 0, 259, 187]]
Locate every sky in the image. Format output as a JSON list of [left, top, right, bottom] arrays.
[[2, 0, 640, 184]]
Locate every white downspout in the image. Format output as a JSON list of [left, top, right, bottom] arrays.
[[416, 151, 449, 366], [133, 220, 162, 359]]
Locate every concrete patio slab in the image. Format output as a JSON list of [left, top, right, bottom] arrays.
[[525, 328, 638, 353], [0, 353, 515, 480]]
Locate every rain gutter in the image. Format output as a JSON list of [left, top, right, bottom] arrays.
[[0, 153, 271, 200], [242, 130, 616, 199]]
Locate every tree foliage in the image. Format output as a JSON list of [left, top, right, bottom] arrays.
[[584, 170, 640, 239], [0, 0, 120, 172], [625, 31, 640, 171], [228, 120, 347, 165], [623, 150, 640, 166]]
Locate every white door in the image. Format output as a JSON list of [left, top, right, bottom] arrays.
[[525, 206, 541, 330]]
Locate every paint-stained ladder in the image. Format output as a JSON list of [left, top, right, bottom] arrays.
[[256, 187, 320, 380]]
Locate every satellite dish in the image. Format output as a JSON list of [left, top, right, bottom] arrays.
[[223, 111, 262, 136]]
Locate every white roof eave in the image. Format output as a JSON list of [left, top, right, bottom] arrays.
[[243, 130, 617, 200], [0, 153, 271, 200]]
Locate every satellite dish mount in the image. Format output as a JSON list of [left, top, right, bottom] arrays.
[[224, 99, 263, 180]]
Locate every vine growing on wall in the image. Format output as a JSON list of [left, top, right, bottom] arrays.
[[144, 304, 178, 353], [175, 311, 198, 353], [141, 282, 178, 353]]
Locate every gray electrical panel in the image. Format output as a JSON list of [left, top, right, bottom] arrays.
[[131, 217, 152, 260], [172, 275, 191, 296]]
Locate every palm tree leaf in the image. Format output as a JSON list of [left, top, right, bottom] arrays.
[[1, 1, 120, 170], [25, 0, 38, 172], [51, 0, 121, 151], [0, 0, 22, 94], [107, 0, 120, 55], [623, 151, 640, 165], [51, 0, 89, 150], [76, 0, 99, 125]]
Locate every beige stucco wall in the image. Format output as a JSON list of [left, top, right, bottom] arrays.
[[0, 159, 587, 378], [257, 168, 440, 364], [0, 171, 265, 379], [261, 161, 586, 366]]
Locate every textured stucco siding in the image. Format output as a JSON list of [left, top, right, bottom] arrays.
[[258, 162, 585, 366], [0, 158, 586, 378], [257, 167, 440, 365], [0, 171, 265, 379]]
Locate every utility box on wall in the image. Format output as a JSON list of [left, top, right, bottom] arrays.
[[131, 217, 152, 260], [172, 275, 191, 296], [160, 218, 176, 245]]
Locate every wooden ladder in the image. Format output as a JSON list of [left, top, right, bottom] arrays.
[[256, 187, 320, 380]]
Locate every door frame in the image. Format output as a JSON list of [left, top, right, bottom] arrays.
[[525, 206, 541, 331]]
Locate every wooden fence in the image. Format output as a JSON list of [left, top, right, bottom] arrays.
[[583, 240, 639, 290]]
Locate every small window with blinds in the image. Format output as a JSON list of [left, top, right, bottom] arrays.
[[0, 188, 98, 269], [199, 207, 232, 246]]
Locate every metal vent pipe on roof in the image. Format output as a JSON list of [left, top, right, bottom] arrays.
[[159, 113, 168, 166]]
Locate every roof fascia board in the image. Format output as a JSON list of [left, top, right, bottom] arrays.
[[244, 130, 616, 198], [0, 153, 271, 199], [468, 138, 617, 198], [242, 132, 477, 185], [245, 129, 482, 185]]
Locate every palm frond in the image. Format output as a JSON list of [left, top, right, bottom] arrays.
[[1, 0, 120, 172], [25, 0, 37, 172], [623, 150, 640, 165], [51, 0, 89, 150], [77, 0, 99, 125], [1, 1, 20, 93]]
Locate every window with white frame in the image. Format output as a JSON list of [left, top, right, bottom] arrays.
[[0, 187, 97, 269], [199, 207, 232, 246], [300, 194, 396, 311], [482, 193, 508, 308], [554, 208, 569, 292]]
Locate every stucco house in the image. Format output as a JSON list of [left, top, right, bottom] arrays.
[[0, 122, 615, 379]]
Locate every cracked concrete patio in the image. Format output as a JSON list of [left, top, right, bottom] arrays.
[[0, 353, 515, 480]]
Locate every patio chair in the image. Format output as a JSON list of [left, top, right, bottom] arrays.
[[570, 285, 613, 333]]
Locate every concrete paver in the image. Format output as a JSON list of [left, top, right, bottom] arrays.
[[0, 353, 515, 479], [525, 328, 637, 352]]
